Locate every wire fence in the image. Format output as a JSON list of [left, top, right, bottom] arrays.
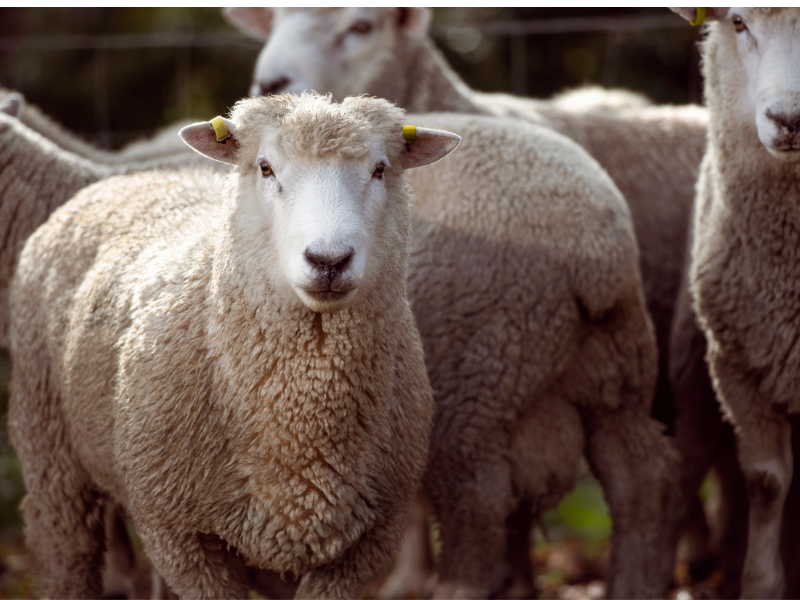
[[0, 12, 698, 147]]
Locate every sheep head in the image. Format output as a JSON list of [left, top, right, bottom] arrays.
[[224, 8, 430, 101], [180, 93, 459, 313], [674, 7, 800, 162]]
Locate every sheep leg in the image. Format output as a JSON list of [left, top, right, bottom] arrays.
[[584, 408, 678, 599], [376, 491, 436, 599], [425, 454, 516, 599], [135, 527, 247, 599], [103, 503, 137, 599], [496, 500, 536, 600], [708, 453, 748, 591], [19, 486, 107, 598], [734, 409, 792, 599], [296, 504, 410, 599], [669, 296, 747, 584], [10, 363, 107, 597]]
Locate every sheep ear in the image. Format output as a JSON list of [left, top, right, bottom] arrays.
[[223, 7, 274, 41], [0, 92, 24, 118], [397, 8, 430, 36], [403, 127, 461, 169], [670, 7, 728, 23], [179, 118, 239, 165]]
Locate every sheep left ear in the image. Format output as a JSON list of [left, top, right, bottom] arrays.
[[0, 92, 23, 118], [396, 8, 430, 36], [403, 127, 461, 169], [670, 7, 728, 24], [223, 7, 274, 41], [179, 118, 239, 165]]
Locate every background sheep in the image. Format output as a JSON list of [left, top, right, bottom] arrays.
[[0, 86, 194, 166], [9, 93, 459, 598], [672, 7, 800, 598], [0, 90, 225, 353], [0, 109, 111, 350], [402, 112, 677, 599]]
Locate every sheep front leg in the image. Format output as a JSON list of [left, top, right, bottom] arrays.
[[296, 507, 409, 599], [735, 410, 792, 599], [584, 408, 679, 599], [135, 526, 247, 599]]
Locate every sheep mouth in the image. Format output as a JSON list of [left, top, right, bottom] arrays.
[[767, 146, 800, 162], [305, 290, 353, 302]]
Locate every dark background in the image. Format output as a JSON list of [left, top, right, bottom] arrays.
[[0, 8, 706, 598], [0, 8, 703, 148]]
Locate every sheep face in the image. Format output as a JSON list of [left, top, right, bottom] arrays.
[[251, 144, 394, 313], [179, 94, 460, 314], [713, 8, 800, 161], [223, 7, 430, 100]]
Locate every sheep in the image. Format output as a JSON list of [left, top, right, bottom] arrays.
[[0, 86, 196, 166], [0, 110, 112, 350], [670, 7, 800, 599], [0, 91, 228, 352], [401, 112, 677, 599], [8, 92, 459, 599]]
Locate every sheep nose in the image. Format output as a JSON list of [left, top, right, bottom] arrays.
[[766, 109, 800, 134], [305, 247, 354, 277], [259, 77, 291, 96]]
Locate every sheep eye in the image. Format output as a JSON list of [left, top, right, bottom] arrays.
[[372, 163, 385, 179], [733, 16, 747, 33], [260, 162, 274, 178], [349, 20, 374, 35]]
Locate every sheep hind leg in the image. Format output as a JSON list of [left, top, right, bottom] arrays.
[[584, 408, 679, 599], [494, 500, 536, 600], [102, 504, 136, 599], [426, 455, 516, 600], [20, 483, 107, 598]]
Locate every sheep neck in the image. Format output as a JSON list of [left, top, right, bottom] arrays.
[[205, 217, 409, 573], [377, 37, 484, 115]]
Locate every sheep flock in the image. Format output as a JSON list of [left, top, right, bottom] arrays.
[[1, 6, 799, 600]]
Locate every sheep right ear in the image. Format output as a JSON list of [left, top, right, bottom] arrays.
[[223, 7, 274, 41], [670, 7, 728, 23], [0, 92, 24, 118], [179, 119, 239, 165], [403, 127, 461, 169]]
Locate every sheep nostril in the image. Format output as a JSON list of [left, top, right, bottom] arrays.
[[305, 248, 354, 277], [259, 77, 291, 96], [766, 109, 800, 133]]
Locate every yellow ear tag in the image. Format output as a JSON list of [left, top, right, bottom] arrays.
[[690, 7, 706, 26], [210, 116, 228, 142], [402, 125, 416, 141]]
